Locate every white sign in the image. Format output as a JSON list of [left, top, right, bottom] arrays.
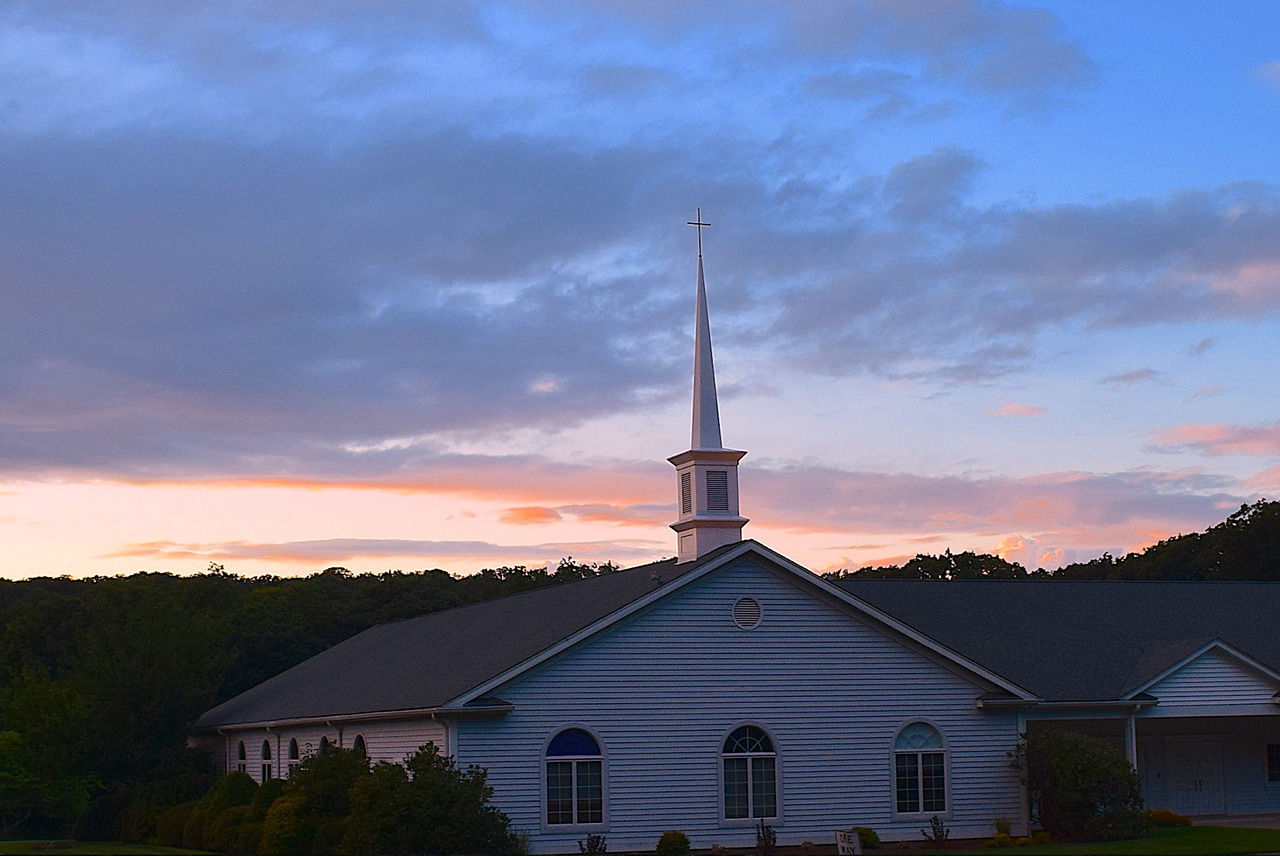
[[835, 829, 863, 855]]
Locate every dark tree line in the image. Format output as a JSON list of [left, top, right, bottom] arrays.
[[824, 499, 1280, 582], [0, 557, 616, 840]]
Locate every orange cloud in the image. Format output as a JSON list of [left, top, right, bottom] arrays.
[[499, 506, 563, 525], [989, 402, 1045, 417], [1152, 422, 1280, 456]]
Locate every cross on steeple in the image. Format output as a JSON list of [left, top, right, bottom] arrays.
[[687, 208, 710, 258]]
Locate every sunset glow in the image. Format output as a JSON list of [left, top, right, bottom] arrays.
[[2, 2, 1279, 579]]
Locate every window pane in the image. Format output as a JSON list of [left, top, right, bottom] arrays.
[[548, 728, 601, 757], [895, 753, 919, 813], [577, 760, 603, 824], [724, 758, 749, 819], [922, 752, 946, 812], [895, 723, 943, 751], [547, 761, 574, 824], [752, 756, 777, 818]]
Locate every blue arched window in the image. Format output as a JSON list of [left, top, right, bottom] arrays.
[[353, 734, 367, 757], [722, 726, 777, 820], [545, 728, 603, 826], [894, 722, 946, 814]]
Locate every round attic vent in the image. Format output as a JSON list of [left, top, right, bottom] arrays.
[[732, 597, 762, 630]]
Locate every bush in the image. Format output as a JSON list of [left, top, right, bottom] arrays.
[[204, 771, 259, 813], [985, 832, 1014, 848], [655, 829, 691, 855], [248, 776, 288, 822], [1012, 730, 1146, 841], [994, 817, 1011, 835], [1144, 807, 1192, 827], [1030, 830, 1052, 845], [155, 800, 197, 847], [207, 804, 253, 852], [850, 826, 880, 850], [341, 742, 517, 856]]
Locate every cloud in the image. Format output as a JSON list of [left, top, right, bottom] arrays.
[[104, 536, 664, 567], [1258, 61, 1280, 87], [1152, 422, 1280, 457], [499, 506, 564, 525], [1101, 368, 1162, 388], [989, 402, 1045, 417], [1189, 337, 1215, 355]]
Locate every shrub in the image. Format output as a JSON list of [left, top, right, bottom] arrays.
[[850, 826, 880, 850], [579, 833, 608, 853], [207, 804, 253, 852], [1014, 837, 1031, 846], [994, 817, 1011, 835], [1012, 730, 1146, 841], [1144, 808, 1192, 827], [655, 829, 691, 855], [155, 800, 197, 847], [258, 792, 313, 856], [1030, 830, 1053, 845], [180, 805, 213, 850], [341, 742, 517, 856], [248, 776, 287, 821], [204, 771, 259, 813], [985, 832, 1014, 848]]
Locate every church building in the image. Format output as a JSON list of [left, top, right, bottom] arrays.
[[194, 218, 1280, 852]]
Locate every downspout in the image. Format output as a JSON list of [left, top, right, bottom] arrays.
[[431, 712, 453, 759]]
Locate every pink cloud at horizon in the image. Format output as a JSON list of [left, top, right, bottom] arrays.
[[1153, 422, 1280, 456]]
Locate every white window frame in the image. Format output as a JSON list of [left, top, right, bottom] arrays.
[[235, 740, 247, 774], [542, 726, 608, 832], [287, 738, 300, 777], [719, 723, 781, 826], [890, 720, 950, 818]]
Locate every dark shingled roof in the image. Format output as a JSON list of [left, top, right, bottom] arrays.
[[838, 579, 1280, 701], [195, 548, 736, 728]]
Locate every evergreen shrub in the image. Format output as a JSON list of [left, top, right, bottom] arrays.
[[1012, 730, 1146, 841], [655, 829, 691, 855]]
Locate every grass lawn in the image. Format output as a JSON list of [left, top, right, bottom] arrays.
[[0, 844, 208, 855], [910, 826, 1280, 856]]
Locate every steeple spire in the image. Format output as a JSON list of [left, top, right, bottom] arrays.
[[669, 209, 747, 563], [690, 211, 723, 449]]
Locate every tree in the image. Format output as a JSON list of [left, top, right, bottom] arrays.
[[342, 743, 517, 856], [1013, 730, 1145, 841]]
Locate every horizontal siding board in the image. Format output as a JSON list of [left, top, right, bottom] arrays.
[[1150, 650, 1280, 709], [457, 558, 1023, 852]]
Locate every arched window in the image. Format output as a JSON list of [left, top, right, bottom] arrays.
[[288, 738, 300, 777], [352, 734, 366, 757], [545, 728, 603, 826], [261, 740, 273, 781], [722, 725, 777, 820], [319, 736, 331, 756], [236, 741, 247, 774], [894, 722, 946, 814]]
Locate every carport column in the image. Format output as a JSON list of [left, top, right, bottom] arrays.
[[1124, 714, 1137, 769]]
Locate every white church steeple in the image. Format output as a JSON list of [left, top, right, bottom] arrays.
[[669, 210, 748, 563]]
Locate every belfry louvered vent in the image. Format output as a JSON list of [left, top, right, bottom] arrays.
[[707, 470, 729, 511], [680, 472, 693, 515], [732, 597, 762, 630]]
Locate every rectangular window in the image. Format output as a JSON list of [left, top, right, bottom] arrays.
[[895, 753, 919, 813], [1268, 744, 1280, 783], [577, 760, 603, 824], [706, 470, 729, 511], [896, 752, 945, 813], [547, 761, 574, 824], [752, 756, 777, 818], [288, 763, 299, 778], [921, 752, 946, 812], [680, 472, 693, 515], [261, 764, 272, 781], [723, 757, 749, 819]]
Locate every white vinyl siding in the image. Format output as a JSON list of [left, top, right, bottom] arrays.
[[456, 558, 1023, 852], [1146, 649, 1280, 714]]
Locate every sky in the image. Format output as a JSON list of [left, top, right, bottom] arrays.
[[3, 0, 1280, 580]]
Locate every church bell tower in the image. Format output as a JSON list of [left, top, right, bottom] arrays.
[[669, 210, 748, 563]]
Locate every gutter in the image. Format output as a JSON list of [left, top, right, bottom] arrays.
[[978, 697, 1157, 714], [193, 700, 514, 733]]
